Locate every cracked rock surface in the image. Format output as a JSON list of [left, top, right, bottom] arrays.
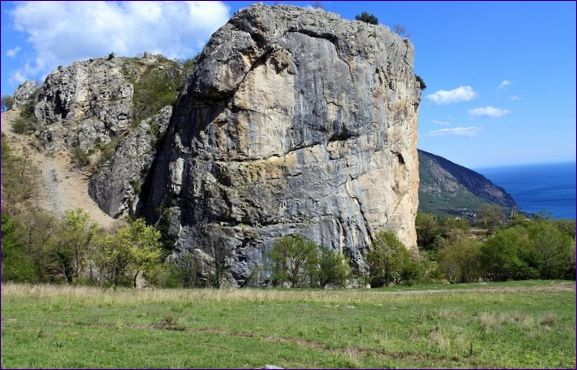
[[89, 106, 173, 218], [142, 4, 421, 285]]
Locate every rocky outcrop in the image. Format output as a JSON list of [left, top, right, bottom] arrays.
[[142, 4, 421, 285], [418, 149, 516, 215], [30, 53, 184, 156], [33, 57, 135, 152], [88, 106, 172, 218], [13, 80, 37, 109]]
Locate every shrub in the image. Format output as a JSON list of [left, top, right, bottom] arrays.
[[415, 74, 427, 90], [367, 231, 414, 287], [355, 12, 378, 25], [11, 116, 34, 134], [71, 147, 91, 167], [438, 238, 482, 283], [132, 63, 185, 124], [480, 226, 539, 281], [1, 213, 40, 282], [131, 179, 142, 195], [477, 204, 505, 231], [318, 247, 350, 288], [416, 212, 439, 249], [47, 209, 97, 284], [270, 235, 319, 287], [2, 95, 14, 111], [527, 220, 575, 279], [93, 218, 163, 287], [1, 135, 39, 214], [393, 24, 411, 39], [97, 137, 121, 165]]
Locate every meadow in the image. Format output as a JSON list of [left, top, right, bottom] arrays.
[[2, 280, 575, 368]]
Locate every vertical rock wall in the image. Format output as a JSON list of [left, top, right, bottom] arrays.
[[143, 4, 421, 284]]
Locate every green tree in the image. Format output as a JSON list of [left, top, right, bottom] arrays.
[[1, 135, 39, 215], [121, 219, 163, 287], [527, 220, 575, 279], [48, 209, 97, 284], [438, 238, 482, 283], [94, 231, 132, 287], [318, 247, 350, 288], [11, 210, 58, 282], [2, 95, 14, 111], [480, 226, 539, 281], [415, 212, 439, 250], [415, 74, 427, 90], [270, 235, 319, 287], [477, 204, 505, 231], [1, 213, 40, 282], [367, 231, 414, 287], [355, 12, 378, 25], [554, 219, 576, 239]]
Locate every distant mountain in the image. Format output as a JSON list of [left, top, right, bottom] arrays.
[[418, 149, 516, 216]]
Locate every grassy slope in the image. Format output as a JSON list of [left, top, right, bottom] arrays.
[[2, 281, 575, 368]]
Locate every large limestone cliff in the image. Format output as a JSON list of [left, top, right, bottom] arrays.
[[143, 4, 421, 284]]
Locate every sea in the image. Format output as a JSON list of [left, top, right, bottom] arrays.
[[477, 162, 576, 220]]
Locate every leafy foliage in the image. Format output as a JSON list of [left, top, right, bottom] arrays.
[[415, 74, 427, 90], [1, 213, 41, 282], [94, 219, 162, 287], [132, 60, 185, 124], [318, 247, 350, 287], [438, 238, 482, 283], [477, 204, 505, 231], [270, 235, 320, 287], [367, 231, 417, 287], [355, 12, 378, 25], [1, 135, 39, 215], [2, 95, 14, 111], [47, 209, 97, 284]]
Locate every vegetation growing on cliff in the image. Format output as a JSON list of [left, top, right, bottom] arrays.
[[355, 11, 378, 25]]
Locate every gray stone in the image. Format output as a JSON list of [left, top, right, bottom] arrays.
[[13, 80, 37, 109], [142, 4, 421, 286], [88, 106, 172, 218], [33, 57, 135, 152]]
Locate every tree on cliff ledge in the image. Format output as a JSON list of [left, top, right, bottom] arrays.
[[355, 12, 378, 25]]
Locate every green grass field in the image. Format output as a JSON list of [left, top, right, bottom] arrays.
[[2, 280, 575, 368]]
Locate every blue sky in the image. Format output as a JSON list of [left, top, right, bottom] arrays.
[[1, 1, 575, 168]]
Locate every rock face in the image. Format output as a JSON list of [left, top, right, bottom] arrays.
[[89, 106, 173, 218], [13, 80, 37, 109], [419, 149, 516, 215], [33, 57, 135, 152], [31, 53, 184, 155], [142, 4, 421, 285]]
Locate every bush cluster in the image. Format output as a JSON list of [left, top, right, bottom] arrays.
[[355, 12, 378, 25], [131, 60, 186, 125], [418, 212, 576, 283], [269, 235, 350, 288], [2, 210, 163, 288]]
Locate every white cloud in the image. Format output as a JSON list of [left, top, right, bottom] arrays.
[[497, 80, 512, 90], [426, 86, 477, 105], [427, 127, 482, 138], [468, 106, 511, 118], [9, 71, 27, 85], [510, 96, 521, 101], [431, 119, 451, 126], [9, 1, 230, 82], [6, 46, 22, 58]]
